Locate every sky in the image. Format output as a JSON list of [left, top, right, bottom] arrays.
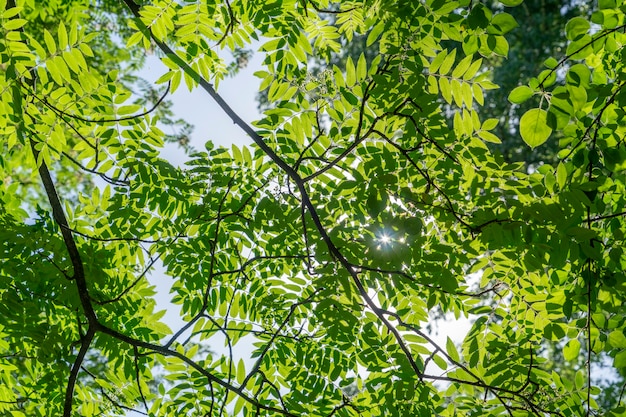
[[142, 52, 263, 165]]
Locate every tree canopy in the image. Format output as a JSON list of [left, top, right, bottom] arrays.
[[1, 0, 626, 416]]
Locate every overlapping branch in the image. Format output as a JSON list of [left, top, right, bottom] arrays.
[[116, 1, 567, 415]]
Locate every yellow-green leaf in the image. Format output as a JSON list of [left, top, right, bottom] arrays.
[[43, 29, 56, 54], [451, 79, 463, 107], [237, 359, 246, 384], [439, 49, 457, 75], [563, 339, 580, 361], [609, 330, 626, 349], [478, 130, 501, 144], [439, 77, 452, 104], [356, 53, 367, 82], [452, 54, 473, 79], [461, 82, 473, 107], [58, 22, 68, 50], [520, 109, 552, 148], [430, 49, 448, 73], [366, 21, 385, 46], [482, 118, 498, 130], [556, 162, 567, 190], [3, 18, 27, 30], [575, 369, 584, 390], [463, 58, 483, 80], [508, 86, 534, 104], [446, 337, 460, 362], [565, 17, 590, 41], [346, 56, 356, 86]]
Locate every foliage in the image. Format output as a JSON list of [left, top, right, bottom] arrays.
[[259, 0, 587, 168], [1, 0, 626, 416], [483, 0, 589, 166]]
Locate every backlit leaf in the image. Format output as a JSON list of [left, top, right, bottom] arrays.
[[439, 49, 457, 75], [556, 162, 567, 190], [565, 17, 590, 41], [478, 130, 501, 144], [563, 339, 580, 361], [446, 337, 460, 362], [520, 109, 552, 148], [508, 86, 533, 104]]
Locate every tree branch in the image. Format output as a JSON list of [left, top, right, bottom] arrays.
[[63, 326, 96, 417]]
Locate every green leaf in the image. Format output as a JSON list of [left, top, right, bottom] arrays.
[[481, 118, 498, 130], [544, 57, 558, 69], [563, 339, 580, 361], [451, 54, 473, 79], [499, 0, 523, 5], [478, 131, 501, 144], [45, 57, 63, 85], [2, 5, 22, 19], [431, 0, 460, 14], [575, 370, 584, 390], [544, 323, 566, 341], [520, 109, 552, 148], [599, 0, 616, 8], [566, 85, 588, 111], [451, 79, 463, 107], [565, 17, 590, 41], [491, 36, 509, 56], [461, 81, 473, 107], [356, 53, 367, 81], [439, 77, 452, 104], [58, 22, 68, 50], [467, 5, 491, 29], [439, 49, 456, 75], [403, 217, 422, 235], [432, 354, 448, 370], [62, 51, 79, 73], [43, 29, 56, 54], [615, 350, 626, 368], [609, 330, 626, 349], [446, 337, 460, 362], [346, 56, 356, 85], [462, 33, 479, 55], [232, 144, 243, 162], [538, 69, 556, 87], [366, 188, 386, 218], [566, 35, 593, 59], [508, 86, 533, 104], [430, 49, 448, 73], [489, 13, 518, 35], [3, 18, 27, 30], [439, 270, 458, 292], [473, 83, 484, 105], [366, 22, 385, 46], [236, 359, 246, 384], [462, 57, 482, 80], [556, 162, 567, 190]]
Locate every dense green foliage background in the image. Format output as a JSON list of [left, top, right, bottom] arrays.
[[1, 0, 626, 416]]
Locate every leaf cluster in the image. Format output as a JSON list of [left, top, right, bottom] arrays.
[[1, 1, 626, 417]]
